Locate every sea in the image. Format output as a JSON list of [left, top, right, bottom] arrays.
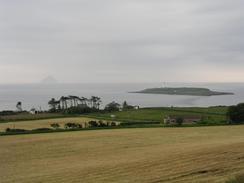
[[0, 82, 244, 111]]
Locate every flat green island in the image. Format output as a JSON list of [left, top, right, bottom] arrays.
[[131, 87, 234, 96]]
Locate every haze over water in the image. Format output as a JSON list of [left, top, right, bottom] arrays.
[[0, 82, 243, 111]]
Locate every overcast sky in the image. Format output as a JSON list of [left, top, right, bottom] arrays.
[[0, 0, 243, 83]]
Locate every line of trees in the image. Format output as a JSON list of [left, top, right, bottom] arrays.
[[48, 96, 102, 113], [48, 95, 138, 114]]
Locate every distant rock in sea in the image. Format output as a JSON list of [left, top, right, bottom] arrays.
[[40, 76, 58, 84]]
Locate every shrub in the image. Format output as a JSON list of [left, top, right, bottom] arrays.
[[110, 122, 117, 126], [88, 120, 99, 127], [176, 117, 183, 126], [122, 101, 134, 110], [88, 120, 116, 128], [64, 122, 82, 129], [50, 123, 60, 129], [98, 120, 108, 127], [104, 102, 121, 112], [227, 103, 244, 124]]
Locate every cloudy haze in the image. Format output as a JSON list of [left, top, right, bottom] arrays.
[[0, 0, 243, 83]]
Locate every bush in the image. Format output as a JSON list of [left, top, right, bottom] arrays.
[[227, 103, 244, 124], [122, 101, 134, 110], [98, 120, 108, 127], [105, 102, 121, 112], [64, 122, 82, 129], [50, 123, 60, 129], [88, 120, 111, 127], [110, 122, 117, 126], [176, 117, 183, 126], [88, 120, 99, 127]]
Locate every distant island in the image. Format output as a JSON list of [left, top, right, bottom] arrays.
[[131, 87, 234, 96], [40, 76, 58, 84]]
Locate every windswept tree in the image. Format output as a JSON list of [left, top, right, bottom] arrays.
[[59, 96, 66, 110], [96, 97, 102, 109], [58, 96, 70, 109], [16, 102, 22, 112], [67, 96, 74, 107], [86, 98, 92, 108], [78, 97, 88, 107], [122, 101, 134, 110], [49, 95, 102, 114], [122, 101, 128, 109], [105, 101, 121, 112], [63, 96, 69, 109], [67, 95, 83, 107], [73, 96, 81, 107], [48, 98, 59, 111], [90, 96, 96, 108], [90, 96, 102, 109]]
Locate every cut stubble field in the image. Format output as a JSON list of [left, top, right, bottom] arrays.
[[0, 117, 95, 132], [1, 126, 244, 183]]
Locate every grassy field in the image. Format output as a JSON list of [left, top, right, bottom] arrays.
[[0, 117, 95, 132], [0, 106, 228, 133], [1, 126, 244, 183], [85, 106, 228, 124]]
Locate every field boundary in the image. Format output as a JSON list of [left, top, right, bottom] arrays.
[[0, 122, 237, 136], [0, 114, 86, 124], [144, 107, 227, 116]]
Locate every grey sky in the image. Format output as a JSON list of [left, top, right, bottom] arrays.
[[0, 0, 243, 83]]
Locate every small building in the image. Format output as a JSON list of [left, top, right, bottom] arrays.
[[164, 115, 202, 125], [134, 106, 140, 110], [110, 114, 116, 118], [29, 108, 38, 115]]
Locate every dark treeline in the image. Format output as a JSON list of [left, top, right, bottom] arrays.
[[227, 103, 244, 124], [48, 96, 136, 114], [48, 96, 102, 114]]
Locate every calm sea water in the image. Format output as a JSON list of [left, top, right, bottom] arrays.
[[0, 83, 244, 111]]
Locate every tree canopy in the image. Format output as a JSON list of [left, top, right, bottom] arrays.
[[227, 103, 244, 124]]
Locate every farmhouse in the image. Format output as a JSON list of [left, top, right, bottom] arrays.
[[164, 115, 202, 125], [29, 108, 39, 115]]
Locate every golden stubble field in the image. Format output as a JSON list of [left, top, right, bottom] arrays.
[[0, 117, 96, 132], [1, 126, 244, 183]]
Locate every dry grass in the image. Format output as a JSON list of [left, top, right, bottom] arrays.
[[226, 173, 244, 183], [0, 117, 95, 132], [1, 126, 244, 183]]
